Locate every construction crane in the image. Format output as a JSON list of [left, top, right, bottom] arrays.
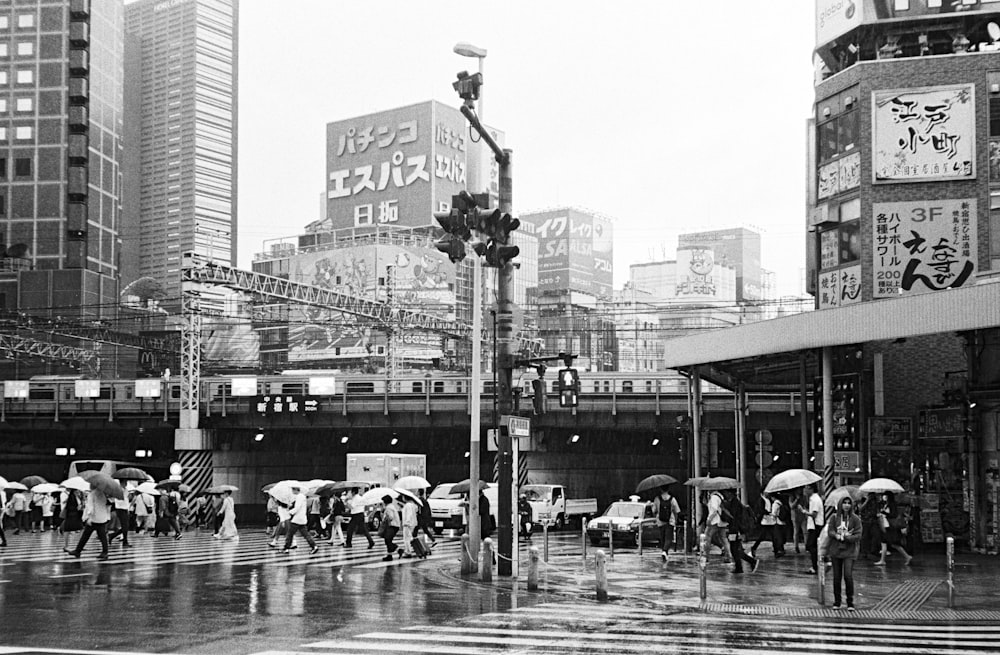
[[179, 252, 541, 428]]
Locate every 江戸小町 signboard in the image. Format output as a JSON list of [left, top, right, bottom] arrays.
[[872, 84, 975, 183], [872, 199, 976, 298]]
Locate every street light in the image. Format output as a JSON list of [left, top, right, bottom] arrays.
[[454, 41, 487, 570]]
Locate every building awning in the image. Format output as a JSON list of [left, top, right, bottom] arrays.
[[663, 281, 1000, 390]]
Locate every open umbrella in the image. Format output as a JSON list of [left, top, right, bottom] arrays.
[[205, 484, 239, 494], [3, 481, 27, 491], [684, 476, 710, 487], [20, 475, 47, 489], [87, 472, 125, 500], [112, 467, 149, 482], [328, 480, 369, 493], [61, 477, 90, 492], [825, 485, 862, 508], [267, 480, 303, 506], [394, 475, 430, 490], [764, 468, 822, 494], [699, 476, 739, 491], [315, 482, 343, 497], [31, 482, 60, 494], [360, 486, 398, 506], [450, 479, 489, 495], [261, 482, 277, 492], [136, 481, 161, 496], [635, 474, 679, 494], [155, 479, 181, 490], [0, 475, 8, 489], [859, 478, 905, 494], [394, 487, 421, 503], [77, 470, 103, 482]]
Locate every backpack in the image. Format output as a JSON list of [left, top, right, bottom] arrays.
[[777, 498, 791, 525], [724, 498, 757, 535], [657, 495, 674, 522], [167, 493, 179, 515]]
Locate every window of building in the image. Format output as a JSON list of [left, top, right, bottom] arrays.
[[0, 44, 7, 57], [0, 99, 6, 113], [894, 0, 909, 9], [15, 126, 32, 140], [16, 70, 33, 84], [0, 127, 6, 141], [0, 16, 8, 29], [16, 42, 33, 57], [17, 14, 35, 29], [818, 109, 858, 163], [0, 71, 7, 85], [14, 158, 31, 177], [15, 98, 32, 112], [0, 158, 6, 179], [991, 192, 1000, 271]]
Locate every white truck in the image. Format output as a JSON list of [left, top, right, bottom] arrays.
[[521, 484, 598, 531], [428, 482, 498, 535], [345, 453, 426, 489]]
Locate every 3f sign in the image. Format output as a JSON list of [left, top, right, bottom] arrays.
[[910, 206, 943, 222]]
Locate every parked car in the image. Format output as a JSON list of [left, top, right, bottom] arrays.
[[585, 500, 658, 547]]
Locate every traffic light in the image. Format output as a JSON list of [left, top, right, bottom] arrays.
[[472, 207, 521, 268], [531, 378, 547, 415], [435, 234, 467, 263], [558, 367, 579, 408], [453, 71, 482, 105], [485, 240, 519, 268]]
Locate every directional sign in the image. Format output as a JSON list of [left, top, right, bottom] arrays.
[[503, 415, 531, 438], [255, 395, 320, 416]]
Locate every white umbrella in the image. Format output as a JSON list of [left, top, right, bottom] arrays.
[[360, 486, 398, 506], [31, 482, 60, 494], [395, 487, 421, 503], [61, 477, 90, 492], [764, 468, 822, 493], [825, 485, 862, 508], [267, 480, 304, 506], [4, 481, 28, 491], [136, 481, 161, 496], [0, 475, 7, 490], [859, 478, 905, 494], [394, 475, 430, 490]]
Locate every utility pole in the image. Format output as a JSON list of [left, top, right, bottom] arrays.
[[495, 149, 514, 576]]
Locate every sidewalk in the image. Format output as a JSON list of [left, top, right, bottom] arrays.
[[440, 540, 1000, 621]]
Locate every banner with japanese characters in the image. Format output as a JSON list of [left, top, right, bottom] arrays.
[[817, 264, 861, 309], [872, 199, 976, 298], [872, 84, 975, 183], [817, 151, 860, 200], [522, 208, 614, 299]]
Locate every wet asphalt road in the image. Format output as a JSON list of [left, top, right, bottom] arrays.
[[0, 528, 544, 654]]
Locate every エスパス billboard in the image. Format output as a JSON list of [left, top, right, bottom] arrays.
[[325, 101, 468, 230], [287, 244, 455, 363]]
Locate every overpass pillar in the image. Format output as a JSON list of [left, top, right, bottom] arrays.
[[175, 428, 215, 494]]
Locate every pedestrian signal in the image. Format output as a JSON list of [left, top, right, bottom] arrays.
[[557, 368, 579, 408]]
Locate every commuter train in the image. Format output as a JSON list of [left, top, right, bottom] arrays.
[[10, 371, 743, 403]]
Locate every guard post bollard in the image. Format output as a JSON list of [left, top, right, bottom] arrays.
[[817, 558, 826, 605], [528, 546, 540, 592], [607, 523, 614, 560], [460, 533, 473, 575], [542, 520, 550, 562], [582, 517, 588, 569], [481, 537, 493, 583], [638, 519, 643, 557], [595, 549, 608, 602], [698, 533, 707, 600], [947, 536, 955, 608]]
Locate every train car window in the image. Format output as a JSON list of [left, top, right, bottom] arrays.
[[281, 383, 305, 395], [646, 380, 653, 393], [171, 385, 181, 399], [99, 386, 112, 399], [412, 381, 423, 393], [622, 381, 633, 393], [346, 382, 375, 394], [433, 381, 445, 393], [454, 381, 464, 394], [483, 380, 496, 394], [28, 386, 54, 400]]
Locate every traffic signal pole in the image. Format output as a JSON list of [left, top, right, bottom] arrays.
[[496, 149, 514, 576]]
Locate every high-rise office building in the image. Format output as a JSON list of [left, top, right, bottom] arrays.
[[122, 0, 238, 303], [0, 0, 125, 376]]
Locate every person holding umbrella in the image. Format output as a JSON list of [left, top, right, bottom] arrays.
[[652, 485, 680, 561], [65, 485, 112, 560], [281, 484, 318, 555], [873, 491, 913, 566], [217, 489, 238, 541], [379, 494, 401, 561], [344, 488, 374, 549]]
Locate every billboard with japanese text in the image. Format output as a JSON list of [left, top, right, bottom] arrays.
[[522, 208, 614, 299], [325, 101, 468, 230], [872, 84, 975, 183], [816, 1, 1000, 49], [872, 199, 977, 298], [674, 247, 737, 303], [817, 264, 862, 309], [677, 228, 760, 301], [286, 243, 455, 363]]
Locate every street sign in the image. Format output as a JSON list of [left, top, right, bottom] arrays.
[[486, 428, 499, 451], [503, 415, 531, 438], [255, 395, 320, 416]]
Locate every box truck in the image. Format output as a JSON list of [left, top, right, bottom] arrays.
[[345, 453, 426, 489]]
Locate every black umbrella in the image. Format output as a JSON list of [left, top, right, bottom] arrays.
[[87, 472, 125, 500], [328, 480, 368, 493], [19, 475, 47, 488], [155, 479, 181, 490], [78, 470, 102, 482], [315, 482, 343, 497], [635, 474, 679, 494], [112, 467, 148, 482], [450, 479, 488, 495]]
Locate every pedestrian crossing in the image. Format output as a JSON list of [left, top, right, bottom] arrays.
[[255, 602, 1000, 654], [0, 529, 582, 571]]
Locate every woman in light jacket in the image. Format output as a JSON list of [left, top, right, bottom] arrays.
[[827, 496, 862, 610]]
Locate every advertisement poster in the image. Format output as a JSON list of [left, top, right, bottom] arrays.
[[872, 198, 977, 298], [526, 208, 613, 299], [872, 84, 975, 183], [325, 101, 468, 230], [816, 264, 861, 309], [817, 151, 861, 201], [287, 244, 455, 364]]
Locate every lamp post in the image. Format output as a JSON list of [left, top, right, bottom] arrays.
[[454, 41, 487, 567]]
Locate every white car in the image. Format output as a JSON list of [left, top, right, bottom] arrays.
[[586, 500, 658, 547]]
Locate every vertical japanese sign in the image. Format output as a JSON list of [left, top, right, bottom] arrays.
[[872, 199, 976, 298], [325, 102, 468, 230], [817, 151, 861, 200], [872, 84, 975, 183], [528, 208, 612, 298], [817, 264, 861, 309]]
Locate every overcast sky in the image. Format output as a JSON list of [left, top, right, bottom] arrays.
[[237, 1, 816, 297]]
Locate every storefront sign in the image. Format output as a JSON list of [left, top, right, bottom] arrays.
[[817, 264, 862, 309], [873, 84, 975, 182], [920, 407, 964, 439], [872, 198, 977, 297], [869, 417, 911, 448]]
